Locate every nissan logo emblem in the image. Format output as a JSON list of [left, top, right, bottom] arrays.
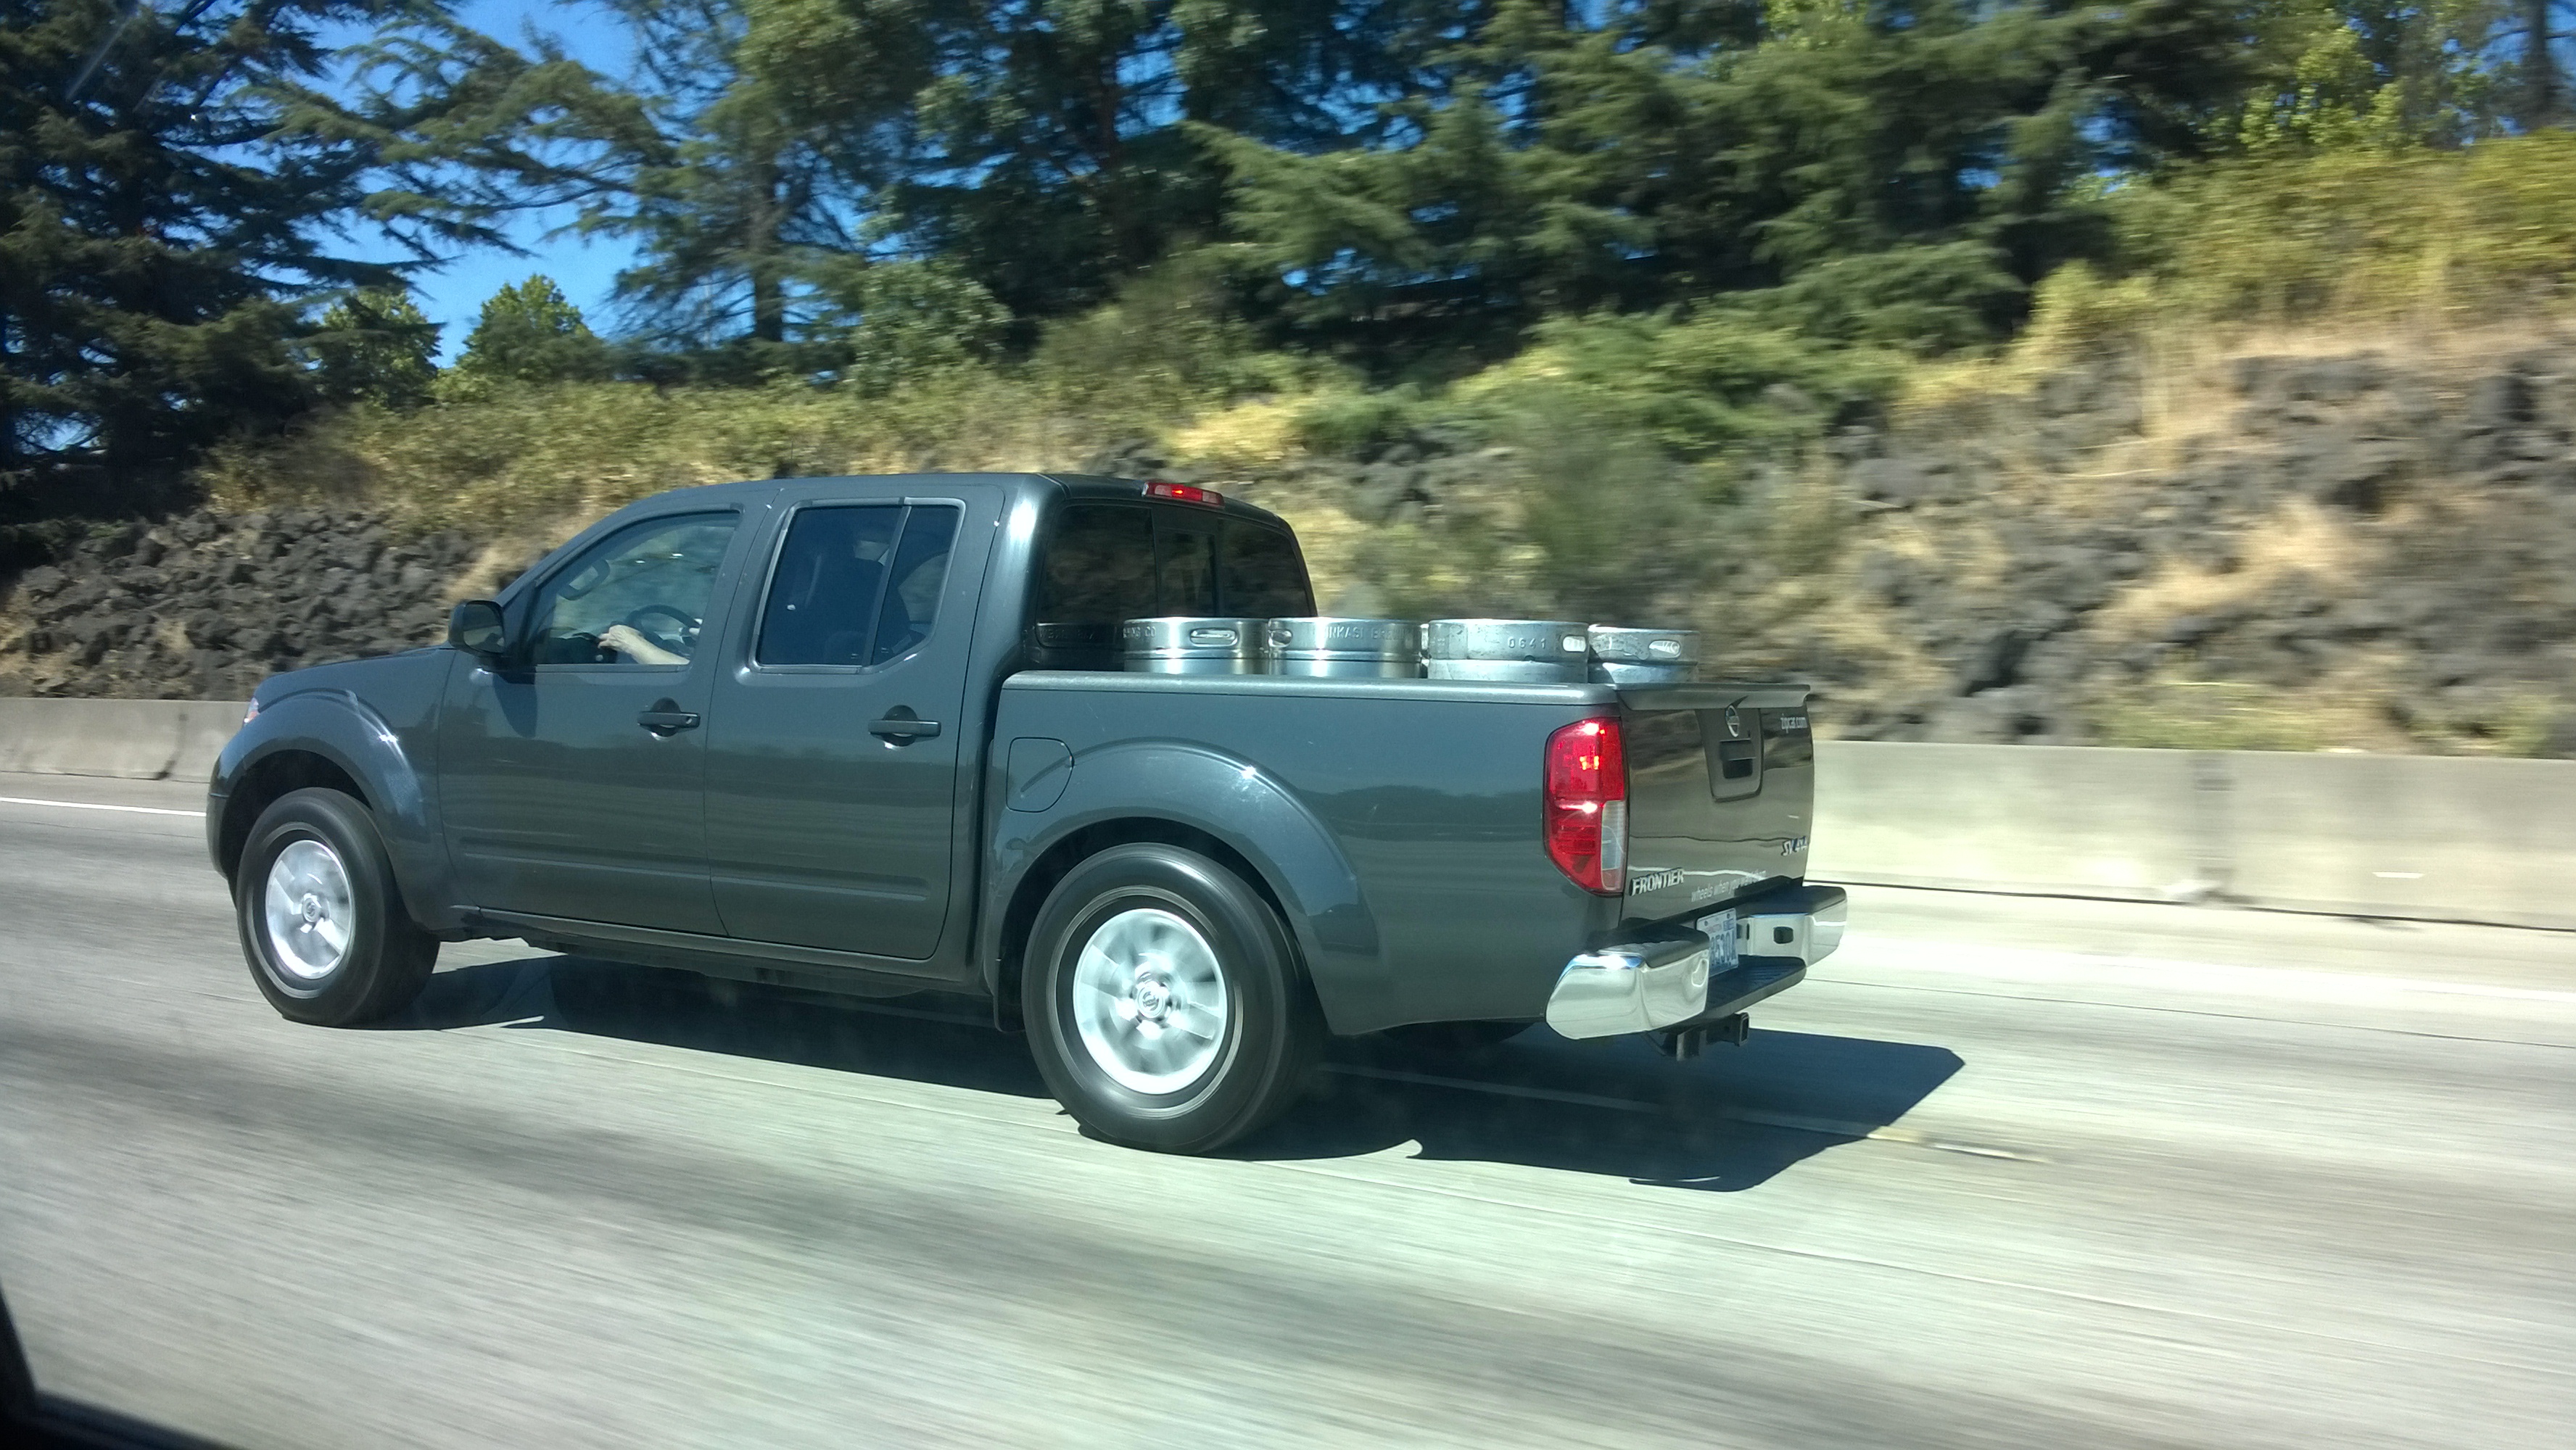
[[1722, 706, 1744, 739]]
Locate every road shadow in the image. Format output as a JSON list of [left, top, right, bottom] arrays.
[[385, 955, 1960, 1193], [1266, 1030, 1965, 1190]]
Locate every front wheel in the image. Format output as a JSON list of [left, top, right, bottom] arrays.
[[1023, 844, 1321, 1154], [236, 787, 438, 1026]]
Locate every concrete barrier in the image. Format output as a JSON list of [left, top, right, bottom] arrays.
[[170, 700, 252, 783], [2221, 752, 2576, 931], [1812, 741, 2576, 931], [0, 698, 247, 782], [4, 700, 2572, 928], [1807, 743, 2221, 901]]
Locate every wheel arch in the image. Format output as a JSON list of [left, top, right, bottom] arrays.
[[981, 745, 1386, 1037], [210, 690, 452, 929], [218, 749, 372, 883]]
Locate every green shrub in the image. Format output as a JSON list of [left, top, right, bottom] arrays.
[[1029, 249, 1319, 414], [305, 290, 440, 410], [2055, 132, 2576, 331], [1291, 388, 1431, 457], [1456, 309, 1904, 458], [805, 259, 1011, 395]]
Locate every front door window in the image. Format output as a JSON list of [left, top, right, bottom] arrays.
[[529, 513, 739, 666]]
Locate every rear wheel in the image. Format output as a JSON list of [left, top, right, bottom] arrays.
[[1023, 844, 1320, 1153], [236, 787, 437, 1026]]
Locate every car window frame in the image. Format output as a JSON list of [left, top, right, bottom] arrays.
[[521, 508, 746, 673], [745, 497, 967, 676]]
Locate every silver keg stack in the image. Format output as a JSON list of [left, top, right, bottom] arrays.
[[1112, 614, 1699, 682]]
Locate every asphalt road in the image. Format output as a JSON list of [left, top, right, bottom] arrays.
[[1, 772, 2569, 1449]]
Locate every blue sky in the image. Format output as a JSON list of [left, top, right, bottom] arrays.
[[382, 1, 642, 360]]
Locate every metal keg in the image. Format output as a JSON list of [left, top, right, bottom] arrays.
[[1262, 618, 1421, 679], [1586, 625, 1701, 685], [1122, 617, 1268, 674], [1027, 621, 1120, 671], [1419, 618, 1592, 683]]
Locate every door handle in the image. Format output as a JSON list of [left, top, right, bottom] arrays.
[[869, 714, 942, 741], [637, 702, 701, 735]]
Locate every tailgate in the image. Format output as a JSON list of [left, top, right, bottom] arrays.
[[1619, 682, 1815, 921]]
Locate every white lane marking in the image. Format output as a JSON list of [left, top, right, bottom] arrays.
[[0, 795, 205, 818], [1833, 933, 2576, 1005]]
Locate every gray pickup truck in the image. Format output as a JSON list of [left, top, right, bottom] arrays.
[[208, 473, 1843, 1152]]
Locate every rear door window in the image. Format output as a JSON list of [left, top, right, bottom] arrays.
[[870, 505, 959, 665], [757, 505, 904, 666], [756, 503, 959, 668]]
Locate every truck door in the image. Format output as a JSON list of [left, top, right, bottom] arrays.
[[437, 509, 746, 935], [699, 489, 988, 961]]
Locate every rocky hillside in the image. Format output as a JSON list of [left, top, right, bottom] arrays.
[[0, 512, 514, 700], [5, 333, 2573, 757], [1129, 331, 2576, 756], [1798, 337, 2576, 754]]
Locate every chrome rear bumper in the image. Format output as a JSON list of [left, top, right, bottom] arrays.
[[1543, 883, 1846, 1040]]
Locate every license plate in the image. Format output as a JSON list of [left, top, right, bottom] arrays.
[[1694, 909, 1739, 971]]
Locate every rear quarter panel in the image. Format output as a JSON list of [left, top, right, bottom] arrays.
[[988, 674, 1622, 1035]]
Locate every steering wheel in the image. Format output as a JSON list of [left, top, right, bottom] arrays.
[[622, 603, 700, 654]]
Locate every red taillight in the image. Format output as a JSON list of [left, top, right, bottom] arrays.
[[1143, 479, 1223, 506], [1544, 716, 1627, 895]]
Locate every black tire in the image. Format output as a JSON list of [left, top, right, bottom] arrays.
[[1023, 843, 1321, 1154], [235, 787, 438, 1027], [1381, 1020, 1530, 1057]]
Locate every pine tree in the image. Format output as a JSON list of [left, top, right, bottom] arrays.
[[453, 276, 612, 385], [0, 0, 628, 524], [310, 291, 442, 410], [577, 0, 860, 357], [735, 0, 1467, 320]]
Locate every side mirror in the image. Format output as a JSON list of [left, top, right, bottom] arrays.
[[447, 600, 508, 660]]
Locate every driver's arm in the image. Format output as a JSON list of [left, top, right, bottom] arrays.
[[598, 624, 688, 666]]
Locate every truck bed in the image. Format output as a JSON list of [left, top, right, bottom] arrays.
[[987, 671, 1815, 1035]]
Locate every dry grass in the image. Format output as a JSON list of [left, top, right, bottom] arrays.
[[2087, 499, 2371, 644], [1167, 399, 1305, 476], [197, 372, 1194, 541]]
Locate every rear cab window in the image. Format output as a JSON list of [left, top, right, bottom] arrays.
[[1031, 501, 1314, 654]]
